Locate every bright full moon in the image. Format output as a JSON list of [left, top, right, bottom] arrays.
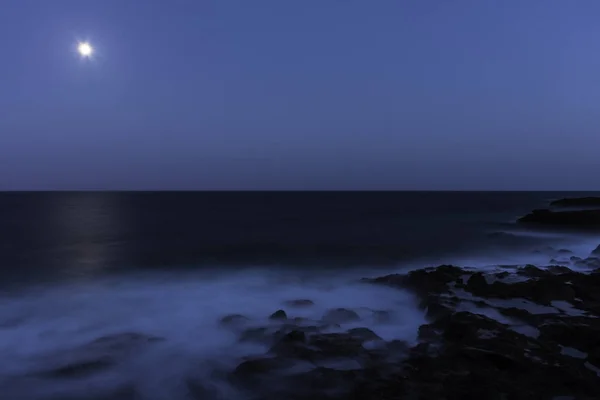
[[78, 42, 93, 57]]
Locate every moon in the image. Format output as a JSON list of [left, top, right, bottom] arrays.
[[78, 42, 93, 57]]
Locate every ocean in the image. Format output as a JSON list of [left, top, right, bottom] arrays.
[[0, 191, 599, 399]]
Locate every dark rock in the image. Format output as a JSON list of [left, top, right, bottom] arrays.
[[420, 295, 453, 320], [347, 327, 381, 341], [517, 209, 600, 230], [495, 271, 510, 279], [233, 357, 294, 378], [239, 327, 271, 344], [592, 244, 600, 256], [548, 265, 574, 275], [322, 308, 360, 324], [44, 357, 114, 378], [517, 265, 548, 278], [372, 310, 392, 323], [308, 333, 366, 359], [279, 330, 306, 344], [558, 249, 574, 254], [284, 299, 314, 307], [269, 310, 287, 320], [364, 265, 464, 296], [465, 272, 488, 293], [550, 197, 600, 207], [220, 314, 249, 327], [571, 256, 583, 262], [539, 317, 600, 354], [498, 307, 535, 321], [575, 257, 600, 269]]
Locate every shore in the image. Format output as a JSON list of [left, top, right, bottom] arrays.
[[4, 196, 600, 400]]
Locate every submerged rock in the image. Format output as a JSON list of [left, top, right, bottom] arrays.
[[43, 357, 114, 378], [322, 308, 360, 324], [550, 197, 600, 207], [284, 299, 314, 307], [517, 209, 600, 230], [220, 314, 249, 328], [269, 310, 287, 320]]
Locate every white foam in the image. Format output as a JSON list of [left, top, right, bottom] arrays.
[[0, 268, 426, 399]]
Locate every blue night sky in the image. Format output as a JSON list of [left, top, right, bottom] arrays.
[[1, 1, 599, 190]]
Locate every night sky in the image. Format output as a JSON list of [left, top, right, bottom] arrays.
[[1, 1, 599, 190]]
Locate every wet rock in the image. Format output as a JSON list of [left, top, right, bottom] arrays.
[[364, 265, 464, 296], [372, 310, 392, 323], [517, 265, 548, 278], [86, 332, 164, 349], [465, 272, 488, 293], [308, 333, 366, 359], [220, 314, 249, 327], [322, 308, 360, 324], [581, 257, 600, 268], [539, 317, 600, 355], [284, 299, 314, 307], [557, 249, 573, 254], [347, 327, 381, 342], [239, 327, 271, 344], [495, 271, 510, 279], [550, 197, 600, 207], [592, 244, 600, 256], [269, 310, 287, 320], [233, 357, 294, 379], [420, 295, 453, 320], [517, 209, 600, 230], [43, 357, 114, 378], [547, 265, 574, 275], [570, 256, 583, 262]]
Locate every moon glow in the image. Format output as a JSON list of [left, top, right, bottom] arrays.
[[78, 42, 93, 57]]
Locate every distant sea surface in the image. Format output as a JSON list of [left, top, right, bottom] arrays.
[[1, 191, 599, 286], [1, 191, 600, 400]]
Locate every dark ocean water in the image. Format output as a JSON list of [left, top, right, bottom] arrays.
[[0, 191, 599, 399], [1, 191, 598, 277]]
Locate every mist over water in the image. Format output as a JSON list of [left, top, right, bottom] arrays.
[[0, 192, 599, 399]]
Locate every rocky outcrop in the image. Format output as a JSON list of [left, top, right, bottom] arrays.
[[517, 209, 600, 230], [550, 197, 600, 207], [224, 263, 600, 400]]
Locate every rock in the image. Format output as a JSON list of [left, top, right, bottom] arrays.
[[284, 299, 314, 307], [465, 272, 488, 294], [547, 265, 574, 275], [347, 327, 381, 342], [575, 257, 600, 269], [269, 310, 287, 320], [372, 310, 392, 323], [517, 265, 548, 278], [220, 314, 249, 327], [39, 333, 163, 380], [495, 271, 510, 279], [592, 244, 600, 256], [322, 308, 360, 324], [550, 197, 600, 207], [571, 256, 583, 262], [364, 265, 464, 296], [420, 295, 453, 320], [308, 333, 366, 358], [239, 327, 271, 344], [517, 209, 600, 230], [279, 330, 306, 344], [557, 249, 573, 254], [43, 357, 114, 378], [233, 357, 294, 379]]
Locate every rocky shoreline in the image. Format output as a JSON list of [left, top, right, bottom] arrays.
[[29, 196, 600, 400], [217, 254, 600, 400]]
